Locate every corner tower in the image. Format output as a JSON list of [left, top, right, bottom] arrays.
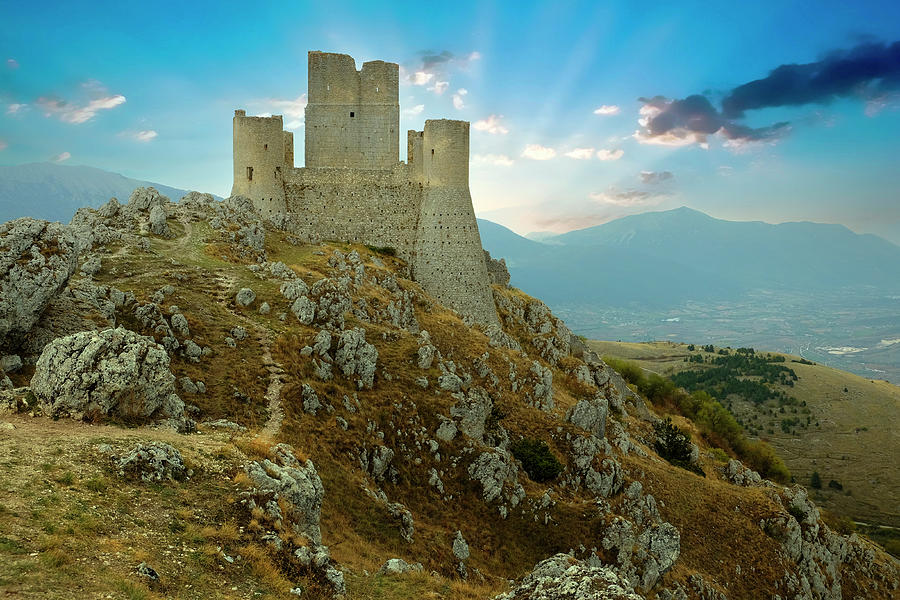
[[414, 119, 499, 325], [305, 51, 400, 170], [232, 110, 291, 218]]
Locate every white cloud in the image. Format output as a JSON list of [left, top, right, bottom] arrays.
[[412, 71, 434, 85], [134, 130, 158, 142], [564, 147, 595, 160], [428, 80, 449, 95], [596, 148, 624, 161], [452, 88, 468, 110], [522, 144, 556, 160], [472, 114, 509, 135], [37, 92, 126, 124], [261, 94, 307, 129], [593, 104, 620, 115], [472, 153, 514, 166], [633, 128, 709, 148], [6, 103, 26, 115], [403, 103, 425, 117], [717, 165, 734, 176], [589, 187, 668, 207], [0, 139, 7, 151], [52, 151, 71, 163], [6, 58, 18, 69]]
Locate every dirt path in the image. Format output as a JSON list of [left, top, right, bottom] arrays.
[[211, 271, 285, 439]]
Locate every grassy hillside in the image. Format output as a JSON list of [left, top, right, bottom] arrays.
[[1, 199, 897, 598], [588, 340, 900, 532]]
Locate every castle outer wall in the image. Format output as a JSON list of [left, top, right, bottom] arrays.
[[232, 51, 498, 325]]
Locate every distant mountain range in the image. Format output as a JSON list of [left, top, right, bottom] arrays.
[[479, 207, 900, 307], [0, 162, 207, 224]]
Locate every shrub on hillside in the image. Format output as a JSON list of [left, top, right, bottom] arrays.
[[510, 438, 563, 482], [653, 417, 704, 475]]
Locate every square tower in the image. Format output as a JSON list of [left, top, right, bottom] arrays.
[[305, 51, 400, 170]]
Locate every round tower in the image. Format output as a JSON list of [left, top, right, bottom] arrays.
[[231, 110, 287, 218], [414, 119, 499, 325]]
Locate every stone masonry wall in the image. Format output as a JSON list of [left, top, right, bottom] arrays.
[[283, 166, 420, 260]]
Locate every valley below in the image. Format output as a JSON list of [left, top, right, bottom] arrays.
[[557, 288, 900, 384]]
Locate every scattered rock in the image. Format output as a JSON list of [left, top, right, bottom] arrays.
[[235, 287, 256, 307], [115, 442, 187, 482], [170, 313, 190, 337], [377, 558, 423, 576]]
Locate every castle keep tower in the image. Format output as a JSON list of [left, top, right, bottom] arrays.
[[305, 51, 400, 170], [230, 51, 498, 325], [231, 110, 292, 218]]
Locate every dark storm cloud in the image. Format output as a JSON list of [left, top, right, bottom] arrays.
[[636, 40, 898, 148], [722, 40, 900, 118], [636, 95, 789, 147]]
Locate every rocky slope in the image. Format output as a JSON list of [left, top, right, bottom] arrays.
[[0, 188, 897, 599]]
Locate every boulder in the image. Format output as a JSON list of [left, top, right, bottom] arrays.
[[291, 296, 316, 325], [334, 328, 378, 389], [31, 327, 187, 428], [722, 459, 763, 487], [566, 396, 608, 439], [170, 313, 190, 338], [377, 558, 423, 576], [115, 442, 187, 482], [494, 554, 643, 600], [148, 205, 170, 237], [235, 287, 256, 307], [0, 218, 78, 347]]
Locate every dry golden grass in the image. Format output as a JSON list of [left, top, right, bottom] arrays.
[[590, 339, 900, 528]]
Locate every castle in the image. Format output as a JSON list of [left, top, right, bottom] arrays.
[[231, 51, 499, 325]]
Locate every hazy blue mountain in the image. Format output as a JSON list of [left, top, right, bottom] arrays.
[[477, 217, 745, 307], [549, 206, 900, 292], [479, 207, 900, 305], [0, 162, 205, 224]]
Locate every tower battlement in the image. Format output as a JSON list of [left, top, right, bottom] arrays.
[[231, 51, 498, 324]]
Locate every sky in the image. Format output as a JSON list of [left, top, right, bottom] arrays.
[[1, 0, 899, 242]]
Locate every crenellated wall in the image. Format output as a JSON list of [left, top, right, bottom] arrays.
[[231, 52, 498, 325]]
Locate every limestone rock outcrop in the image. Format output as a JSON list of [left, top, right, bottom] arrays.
[[0, 218, 78, 347], [31, 327, 187, 428], [494, 554, 644, 600], [245, 443, 325, 545]]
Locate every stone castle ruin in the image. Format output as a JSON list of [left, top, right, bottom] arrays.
[[232, 51, 499, 324]]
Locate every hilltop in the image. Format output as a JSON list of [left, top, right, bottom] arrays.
[[0, 190, 897, 599]]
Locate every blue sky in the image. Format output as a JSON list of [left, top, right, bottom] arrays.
[[1, 1, 899, 242]]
